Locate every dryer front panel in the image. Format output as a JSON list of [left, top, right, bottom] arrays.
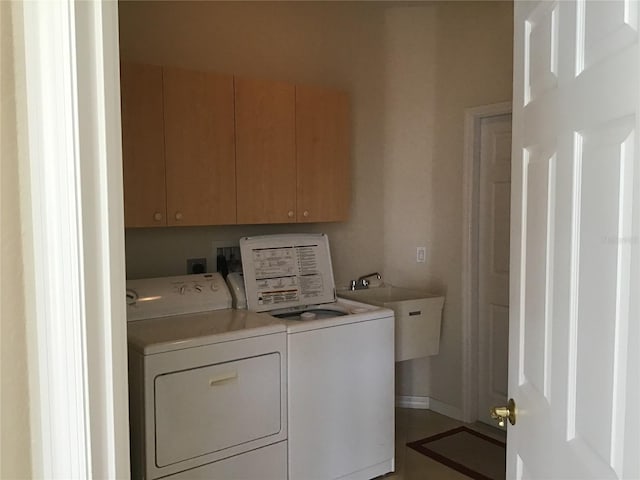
[[154, 352, 281, 467], [138, 332, 287, 479]]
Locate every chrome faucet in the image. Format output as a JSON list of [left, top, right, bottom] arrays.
[[349, 272, 381, 290]]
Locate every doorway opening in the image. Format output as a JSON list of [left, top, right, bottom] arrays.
[[461, 102, 512, 428]]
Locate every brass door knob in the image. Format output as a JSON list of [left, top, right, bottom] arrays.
[[490, 398, 516, 427]]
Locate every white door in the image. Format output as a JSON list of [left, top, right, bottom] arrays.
[[478, 114, 512, 427], [509, 1, 640, 478]]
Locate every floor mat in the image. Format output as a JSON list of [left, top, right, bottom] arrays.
[[406, 426, 505, 480]]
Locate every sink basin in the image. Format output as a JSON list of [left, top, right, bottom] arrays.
[[339, 285, 438, 305], [338, 286, 444, 362]]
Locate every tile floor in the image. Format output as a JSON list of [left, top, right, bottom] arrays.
[[386, 408, 506, 480]]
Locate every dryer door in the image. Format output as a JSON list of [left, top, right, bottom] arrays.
[[154, 352, 281, 467]]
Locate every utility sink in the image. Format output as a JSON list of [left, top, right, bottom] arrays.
[[339, 285, 439, 305], [339, 286, 444, 362]]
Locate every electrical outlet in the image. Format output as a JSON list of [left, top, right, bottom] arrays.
[[212, 240, 242, 276], [416, 246, 426, 263], [187, 257, 207, 274]]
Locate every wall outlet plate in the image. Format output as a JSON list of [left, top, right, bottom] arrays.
[[212, 240, 242, 275], [416, 246, 426, 263], [187, 257, 207, 274]]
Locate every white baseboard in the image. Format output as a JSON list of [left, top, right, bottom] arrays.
[[395, 395, 430, 409], [395, 396, 464, 422], [428, 398, 464, 421]]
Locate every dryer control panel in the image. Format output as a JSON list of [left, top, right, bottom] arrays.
[[126, 273, 232, 321]]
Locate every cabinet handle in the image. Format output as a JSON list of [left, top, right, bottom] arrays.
[[209, 371, 237, 386], [303, 210, 309, 218], [175, 212, 183, 221], [153, 212, 162, 222], [287, 210, 294, 218]]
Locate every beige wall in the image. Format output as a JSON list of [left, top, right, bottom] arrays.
[[1, 1, 32, 478], [378, 2, 513, 401], [381, 5, 440, 397], [428, 1, 513, 408], [119, 1, 389, 288], [119, 1, 513, 405]]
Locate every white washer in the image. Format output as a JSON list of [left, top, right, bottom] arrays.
[[240, 234, 395, 480], [126, 273, 287, 480]]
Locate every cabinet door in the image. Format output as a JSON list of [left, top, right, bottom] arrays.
[[120, 63, 166, 227], [296, 85, 350, 222], [163, 67, 236, 226], [235, 77, 296, 224]]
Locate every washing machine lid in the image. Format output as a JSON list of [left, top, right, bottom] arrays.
[[240, 233, 336, 313]]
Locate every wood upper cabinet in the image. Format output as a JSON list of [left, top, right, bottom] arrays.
[[295, 84, 350, 222], [234, 77, 297, 224], [120, 63, 167, 227], [120, 63, 350, 227], [163, 67, 236, 226]]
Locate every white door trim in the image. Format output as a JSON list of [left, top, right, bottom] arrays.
[[19, 1, 129, 477], [461, 101, 512, 423]]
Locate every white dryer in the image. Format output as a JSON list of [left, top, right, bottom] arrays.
[[240, 234, 395, 480], [126, 273, 287, 480]]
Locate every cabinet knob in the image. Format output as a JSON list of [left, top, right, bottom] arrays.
[[287, 210, 294, 218], [153, 212, 162, 222], [175, 212, 183, 221], [303, 210, 309, 218]]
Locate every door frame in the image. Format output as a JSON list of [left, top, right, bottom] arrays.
[[461, 101, 512, 423], [18, 1, 129, 477]]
